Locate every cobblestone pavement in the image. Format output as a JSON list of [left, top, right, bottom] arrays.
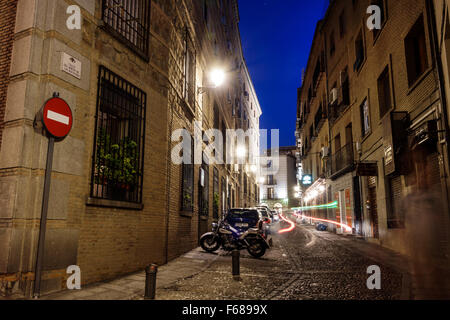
[[36, 220, 410, 300], [154, 223, 407, 300]]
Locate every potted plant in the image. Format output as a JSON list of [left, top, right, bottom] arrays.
[[95, 129, 139, 200], [213, 192, 220, 216]]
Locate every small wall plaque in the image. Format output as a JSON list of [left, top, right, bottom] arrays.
[[61, 52, 81, 79]]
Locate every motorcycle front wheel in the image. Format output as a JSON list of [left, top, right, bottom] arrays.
[[247, 239, 266, 258], [200, 234, 221, 253]]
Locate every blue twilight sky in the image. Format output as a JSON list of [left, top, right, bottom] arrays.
[[238, 0, 327, 147]]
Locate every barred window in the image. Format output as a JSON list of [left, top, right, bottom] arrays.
[[181, 135, 194, 212], [184, 30, 196, 107], [199, 162, 209, 217], [91, 66, 146, 204], [102, 0, 151, 59], [221, 177, 226, 212], [213, 167, 219, 219]]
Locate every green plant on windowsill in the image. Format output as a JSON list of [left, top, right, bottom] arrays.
[[182, 191, 193, 211], [95, 128, 139, 192], [213, 192, 220, 213]]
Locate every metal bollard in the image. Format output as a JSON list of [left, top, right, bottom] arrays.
[[232, 250, 240, 280], [144, 264, 158, 300]]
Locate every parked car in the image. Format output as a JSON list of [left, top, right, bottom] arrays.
[[256, 206, 272, 223], [271, 210, 280, 222], [256, 207, 274, 236]]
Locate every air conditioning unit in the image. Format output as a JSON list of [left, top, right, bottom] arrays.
[[330, 88, 338, 105], [321, 147, 330, 159]]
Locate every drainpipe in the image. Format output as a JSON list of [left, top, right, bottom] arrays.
[[426, 0, 450, 219]]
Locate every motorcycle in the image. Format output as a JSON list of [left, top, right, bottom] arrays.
[[200, 219, 271, 258]]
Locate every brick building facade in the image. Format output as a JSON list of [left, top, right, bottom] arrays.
[[297, 0, 450, 259], [0, 0, 261, 297]]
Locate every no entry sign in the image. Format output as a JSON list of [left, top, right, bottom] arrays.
[[42, 97, 73, 138], [34, 93, 74, 297]]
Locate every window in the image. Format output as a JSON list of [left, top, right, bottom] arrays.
[[244, 175, 248, 194], [387, 175, 405, 228], [354, 30, 365, 71], [184, 30, 196, 107], [227, 183, 232, 209], [199, 163, 209, 217], [213, 167, 219, 219], [267, 175, 274, 185], [339, 12, 346, 38], [377, 66, 392, 118], [182, 135, 194, 212], [335, 134, 341, 152], [101, 0, 151, 59], [360, 99, 371, 136], [267, 188, 274, 200], [91, 66, 146, 204], [221, 177, 226, 212], [372, 0, 387, 40], [203, 0, 209, 28], [330, 31, 336, 56], [341, 68, 350, 106], [405, 14, 429, 87]]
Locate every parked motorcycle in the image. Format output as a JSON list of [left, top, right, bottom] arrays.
[[200, 219, 271, 258]]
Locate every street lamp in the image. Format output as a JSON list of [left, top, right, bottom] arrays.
[[198, 68, 226, 94], [210, 69, 226, 87], [236, 145, 246, 159]]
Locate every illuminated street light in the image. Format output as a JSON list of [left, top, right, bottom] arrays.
[[259, 176, 265, 184], [250, 164, 257, 173], [236, 145, 246, 158], [210, 69, 226, 87], [198, 68, 226, 94]]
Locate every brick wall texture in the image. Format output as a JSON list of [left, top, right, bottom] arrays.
[[0, 0, 18, 151]]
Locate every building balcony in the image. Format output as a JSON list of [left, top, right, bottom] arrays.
[[327, 143, 355, 180]]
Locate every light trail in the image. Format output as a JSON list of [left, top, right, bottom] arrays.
[[278, 213, 296, 234], [293, 213, 352, 232], [291, 201, 338, 211]]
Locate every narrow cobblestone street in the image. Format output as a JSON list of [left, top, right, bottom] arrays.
[[153, 222, 406, 300], [5, 217, 412, 301]]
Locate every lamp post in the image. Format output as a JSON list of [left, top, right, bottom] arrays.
[[198, 68, 227, 94]]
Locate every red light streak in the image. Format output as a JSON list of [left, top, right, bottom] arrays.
[[293, 213, 352, 232], [278, 213, 296, 234]]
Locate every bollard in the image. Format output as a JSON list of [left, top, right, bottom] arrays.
[[144, 264, 158, 300], [232, 249, 240, 280]]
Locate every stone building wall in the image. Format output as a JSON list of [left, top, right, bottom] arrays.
[[0, 0, 261, 297]]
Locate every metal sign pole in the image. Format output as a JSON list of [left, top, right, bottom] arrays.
[[33, 136, 55, 298]]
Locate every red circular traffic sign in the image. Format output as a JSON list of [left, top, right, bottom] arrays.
[[42, 97, 73, 138]]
